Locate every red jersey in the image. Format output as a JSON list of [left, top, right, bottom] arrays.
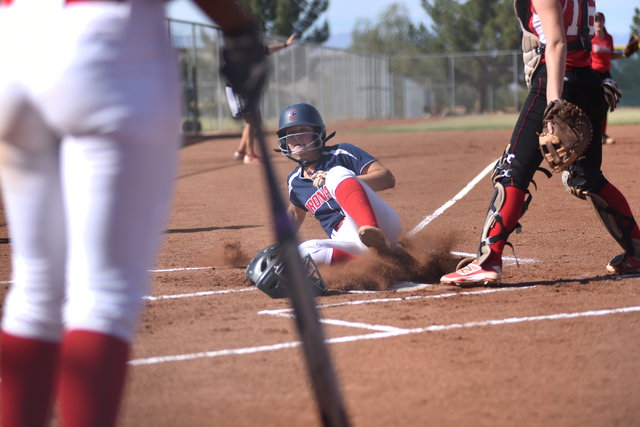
[[528, 0, 595, 68], [590, 32, 613, 72]]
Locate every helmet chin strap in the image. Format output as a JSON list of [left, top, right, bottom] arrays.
[[287, 155, 318, 168]]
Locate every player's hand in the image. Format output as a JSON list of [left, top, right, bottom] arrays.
[[310, 171, 327, 187], [285, 33, 297, 47]]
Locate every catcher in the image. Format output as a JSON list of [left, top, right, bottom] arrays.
[[591, 12, 637, 144], [277, 103, 402, 265], [441, 0, 640, 286]]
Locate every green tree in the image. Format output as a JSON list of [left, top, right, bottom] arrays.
[[632, 7, 640, 37], [421, 0, 519, 112], [351, 4, 432, 56], [350, 4, 435, 79], [241, 0, 330, 43]]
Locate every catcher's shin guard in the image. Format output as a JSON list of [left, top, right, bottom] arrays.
[[584, 192, 640, 258], [561, 168, 640, 255], [476, 183, 517, 264]]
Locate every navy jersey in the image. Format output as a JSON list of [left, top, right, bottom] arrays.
[[287, 143, 376, 236]]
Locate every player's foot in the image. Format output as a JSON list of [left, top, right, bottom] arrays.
[[233, 150, 245, 160], [440, 260, 501, 287], [243, 154, 264, 164], [602, 134, 615, 145], [358, 225, 393, 257], [606, 253, 640, 274]]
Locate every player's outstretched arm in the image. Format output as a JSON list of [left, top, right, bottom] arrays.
[[359, 161, 395, 191], [268, 34, 297, 54]]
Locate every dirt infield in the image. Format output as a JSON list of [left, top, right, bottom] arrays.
[[1, 121, 640, 426]]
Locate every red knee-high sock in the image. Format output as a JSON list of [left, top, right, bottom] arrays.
[[58, 330, 129, 427], [331, 248, 357, 265], [1, 332, 59, 427], [485, 187, 526, 264], [597, 183, 640, 240], [334, 178, 378, 228], [602, 116, 608, 136]]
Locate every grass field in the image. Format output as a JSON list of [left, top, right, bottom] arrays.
[[353, 107, 640, 133]]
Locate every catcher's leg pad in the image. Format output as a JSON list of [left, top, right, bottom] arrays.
[[584, 192, 640, 258], [476, 183, 505, 265], [476, 182, 532, 265]]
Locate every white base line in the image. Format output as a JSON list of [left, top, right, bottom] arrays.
[[144, 287, 257, 301], [406, 160, 496, 238], [260, 286, 533, 316], [129, 304, 640, 366]]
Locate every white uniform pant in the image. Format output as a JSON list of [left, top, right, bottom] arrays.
[[225, 86, 260, 118], [299, 166, 402, 265], [0, 0, 181, 343]]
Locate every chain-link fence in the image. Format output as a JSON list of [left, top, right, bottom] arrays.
[[390, 51, 528, 116], [168, 18, 398, 134], [168, 18, 639, 134]]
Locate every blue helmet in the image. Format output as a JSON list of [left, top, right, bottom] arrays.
[[277, 103, 327, 156]]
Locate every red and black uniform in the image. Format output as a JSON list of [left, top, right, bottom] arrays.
[[591, 30, 614, 78], [497, 0, 602, 192], [484, 0, 638, 265], [591, 29, 615, 135]]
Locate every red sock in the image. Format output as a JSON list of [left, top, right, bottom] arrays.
[[1, 332, 59, 427], [486, 186, 526, 264], [602, 116, 607, 135], [597, 183, 640, 240], [331, 248, 357, 265], [58, 330, 129, 427], [334, 178, 378, 228]]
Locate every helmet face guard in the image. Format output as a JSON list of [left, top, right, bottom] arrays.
[[245, 244, 328, 299], [277, 130, 324, 156]]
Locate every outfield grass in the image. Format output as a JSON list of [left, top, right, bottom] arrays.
[[353, 107, 640, 133]]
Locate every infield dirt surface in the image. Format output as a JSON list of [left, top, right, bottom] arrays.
[[1, 120, 639, 426]]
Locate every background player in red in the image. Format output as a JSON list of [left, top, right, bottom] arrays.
[[229, 33, 297, 164], [441, 0, 640, 287], [591, 11, 630, 145], [278, 103, 402, 265], [0, 1, 265, 426]]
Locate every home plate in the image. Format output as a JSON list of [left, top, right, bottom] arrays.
[[390, 282, 434, 292]]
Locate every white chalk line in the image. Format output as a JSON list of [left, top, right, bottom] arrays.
[[406, 160, 496, 238], [259, 286, 533, 317], [144, 287, 257, 301], [129, 303, 640, 366]]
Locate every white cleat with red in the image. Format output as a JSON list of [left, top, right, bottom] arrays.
[[440, 260, 501, 287], [606, 253, 640, 274]]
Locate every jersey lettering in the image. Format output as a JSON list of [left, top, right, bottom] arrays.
[[305, 186, 331, 215], [565, 0, 595, 37]]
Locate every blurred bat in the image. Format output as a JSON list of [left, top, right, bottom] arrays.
[[248, 105, 349, 427]]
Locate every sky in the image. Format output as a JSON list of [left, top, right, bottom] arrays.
[[165, 0, 638, 49]]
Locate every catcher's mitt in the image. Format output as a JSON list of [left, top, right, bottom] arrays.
[[601, 78, 622, 113], [538, 100, 593, 173], [624, 34, 639, 58]]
